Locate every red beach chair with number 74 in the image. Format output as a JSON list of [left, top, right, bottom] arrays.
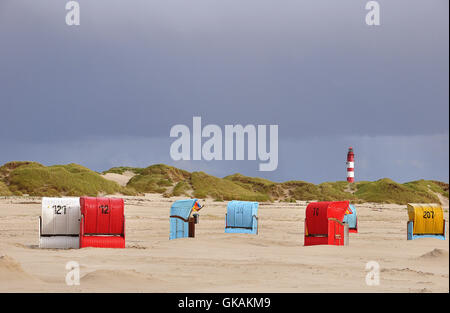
[[304, 201, 349, 246]]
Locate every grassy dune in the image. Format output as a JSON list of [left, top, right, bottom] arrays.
[[127, 164, 190, 194], [102, 166, 144, 175], [121, 165, 449, 204], [0, 161, 448, 205], [288, 181, 357, 202], [0, 161, 136, 197], [191, 172, 269, 201], [404, 180, 449, 198], [225, 173, 284, 199], [354, 179, 444, 204], [0, 181, 12, 196], [125, 165, 268, 201]]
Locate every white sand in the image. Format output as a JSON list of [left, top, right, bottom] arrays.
[[101, 171, 136, 186], [0, 195, 448, 293]]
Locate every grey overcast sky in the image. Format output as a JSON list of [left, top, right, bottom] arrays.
[[0, 0, 448, 183]]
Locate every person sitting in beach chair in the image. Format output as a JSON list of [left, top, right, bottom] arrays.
[[225, 200, 259, 235]]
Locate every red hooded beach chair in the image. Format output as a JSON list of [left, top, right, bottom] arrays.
[[304, 201, 349, 246], [80, 197, 125, 248]]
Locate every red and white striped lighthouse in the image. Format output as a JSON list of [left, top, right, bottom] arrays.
[[346, 147, 355, 183]]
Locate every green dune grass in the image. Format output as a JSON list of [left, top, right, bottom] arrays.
[[0, 181, 12, 196], [0, 161, 448, 205], [190, 172, 270, 201], [404, 179, 449, 198], [278, 181, 355, 202], [354, 178, 440, 204], [224, 173, 284, 199], [126, 164, 190, 193], [171, 181, 192, 197], [0, 161, 135, 197]]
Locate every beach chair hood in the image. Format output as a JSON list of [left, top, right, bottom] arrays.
[[169, 199, 201, 240]]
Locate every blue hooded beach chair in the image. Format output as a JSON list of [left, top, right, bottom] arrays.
[[170, 199, 201, 240], [342, 204, 358, 233], [225, 201, 259, 234]]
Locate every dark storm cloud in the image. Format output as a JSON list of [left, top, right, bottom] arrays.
[[0, 0, 448, 182], [1, 0, 448, 142]]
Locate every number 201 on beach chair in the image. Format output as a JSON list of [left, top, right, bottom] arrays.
[[407, 203, 446, 240]]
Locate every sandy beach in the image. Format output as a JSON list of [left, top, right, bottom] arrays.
[[0, 194, 448, 293]]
